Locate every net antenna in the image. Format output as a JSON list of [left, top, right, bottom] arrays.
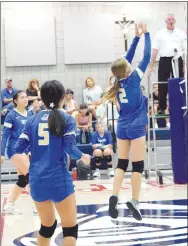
[[115, 16, 134, 51]]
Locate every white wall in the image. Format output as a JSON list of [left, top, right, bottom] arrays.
[[1, 2, 187, 102]]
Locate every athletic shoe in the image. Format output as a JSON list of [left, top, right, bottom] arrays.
[[166, 122, 170, 128], [109, 195, 118, 219], [108, 168, 114, 177], [126, 199, 142, 221], [93, 169, 100, 178], [154, 122, 158, 128], [2, 203, 22, 215]]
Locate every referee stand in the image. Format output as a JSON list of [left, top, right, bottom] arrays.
[[146, 51, 187, 185]]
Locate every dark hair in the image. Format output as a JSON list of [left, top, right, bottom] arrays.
[[79, 103, 88, 110], [79, 104, 89, 116], [40, 80, 67, 137], [66, 89, 74, 95], [32, 99, 39, 104], [13, 90, 26, 107]]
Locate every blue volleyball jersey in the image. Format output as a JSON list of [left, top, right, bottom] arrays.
[[27, 110, 35, 117], [1, 109, 28, 156], [117, 32, 151, 127], [15, 110, 83, 187], [124, 36, 140, 64], [91, 130, 113, 146]]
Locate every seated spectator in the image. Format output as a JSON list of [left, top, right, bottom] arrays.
[[1, 77, 17, 114], [75, 104, 93, 144], [141, 85, 148, 110], [96, 94, 119, 133], [83, 77, 103, 118], [106, 75, 116, 91], [63, 89, 78, 118], [165, 96, 170, 128], [148, 84, 159, 128], [91, 122, 114, 177], [152, 83, 159, 114], [27, 99, 41, 117], [26, 79, 42, 109]]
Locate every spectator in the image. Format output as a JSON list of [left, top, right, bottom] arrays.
[[141, 85, 148, 110], [152, 83, 159, 114], [148, 13, 186, 114], [26, 79, 42, 109], [27, 99, 41, 117], [83, 77, 103, 118], [149, 84, 170, 128], [75, 104, 93, 144], [91, 122, 114, 177], [96, 93, 119, 133], [107, 75, 116, 91], [1, 77, 17, 110], [63, 89, 78, 118]]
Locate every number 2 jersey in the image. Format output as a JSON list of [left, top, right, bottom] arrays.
[[117, 32, 151, 128], [15, 110, 83, 188]]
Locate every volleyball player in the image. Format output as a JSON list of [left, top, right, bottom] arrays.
[[1, 91, 37, 214], [102, 24, 151, 221], [14, 80, 90, 246]]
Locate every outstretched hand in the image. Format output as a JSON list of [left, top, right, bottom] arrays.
[[139, 23, 147, 34], [135, 24, 142, 38], [135, 24, 148, 37]]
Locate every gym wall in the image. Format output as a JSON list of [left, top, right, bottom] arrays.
[[1, 2, 187, 103]]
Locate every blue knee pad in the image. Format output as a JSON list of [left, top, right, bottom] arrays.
[[132, 161, 144, 174], [39, 220, 57, 238], [116, 159, 129, 172]]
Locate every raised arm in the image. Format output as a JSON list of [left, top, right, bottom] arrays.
[[124, 24, 141, 63], [130, 25, 151, 87], [138, 31, 151, 73]]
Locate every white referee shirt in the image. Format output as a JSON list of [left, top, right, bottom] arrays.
[[152, 28, 186, 57]]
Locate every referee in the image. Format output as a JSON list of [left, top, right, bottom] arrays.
[[149, 14, 186, 114]]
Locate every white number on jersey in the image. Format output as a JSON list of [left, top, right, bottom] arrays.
[[38, 123, 49, 146], [119, 88, 128, 103]]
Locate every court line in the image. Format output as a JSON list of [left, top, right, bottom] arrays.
[[0, 197, 7, 246]]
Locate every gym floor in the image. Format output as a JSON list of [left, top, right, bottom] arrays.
[[1, 171, 187, 246]]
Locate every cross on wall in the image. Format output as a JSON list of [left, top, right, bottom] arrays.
[[115, 17, 134, 51]]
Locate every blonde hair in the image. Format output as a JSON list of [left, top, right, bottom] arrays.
[[28, 79, 40, 90], [101, 58, 131, 102], [85, 77, 95, 88]]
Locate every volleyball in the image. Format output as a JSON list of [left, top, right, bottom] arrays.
[[134, 12, 154, 24]]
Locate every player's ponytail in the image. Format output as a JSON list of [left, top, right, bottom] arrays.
[[101, 58, 131, 102], [41, 80, 67, 137]]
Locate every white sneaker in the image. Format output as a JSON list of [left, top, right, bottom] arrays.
[[108, 168, 114, 177], [2, 203, 22, 215], [93, 169, 100, 178], [166, 122, 170, 128], [33, 204, 38, 216], [126, 199, 142, 221]]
